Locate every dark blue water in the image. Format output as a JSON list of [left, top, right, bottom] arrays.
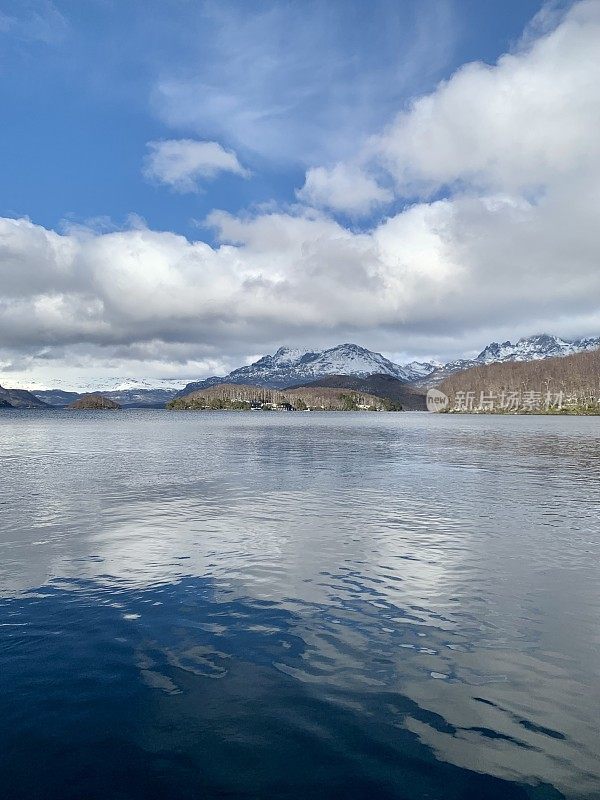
[[1, 410, 599, 799]]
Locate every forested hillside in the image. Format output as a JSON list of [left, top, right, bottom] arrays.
[[439, 348, 600, 413], [168, 383, 402, 411]]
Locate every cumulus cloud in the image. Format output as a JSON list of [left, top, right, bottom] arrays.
[[297, 0, 600, 210], [297, 164, 392, 215], [143, 139, 249, 192], [371, 0, 600, 197], [369, 0, 600, 197], [2, 1, 600, 387]]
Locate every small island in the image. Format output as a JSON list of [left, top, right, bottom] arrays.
[[168, 383, 402, 411], [68, 394, 121, 410]]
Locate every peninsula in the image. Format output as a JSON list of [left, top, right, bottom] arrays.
[[168, 383, 403, 411]]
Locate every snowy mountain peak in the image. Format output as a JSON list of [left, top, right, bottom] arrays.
[[476, 334, 599, 364], [233, 342, 413, 385], [177, 343, 438, 395], [271, 346, 313, 364], [18, 332, 600, 401], [404, 360, 440, 378], [415, 332, 600, 387], [176, 332, 600, 399]]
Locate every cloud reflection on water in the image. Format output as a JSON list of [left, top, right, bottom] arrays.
[[1, 411, 599, 797]]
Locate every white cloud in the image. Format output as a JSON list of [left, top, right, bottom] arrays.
[[297, 164, 392, 215], [2, 2, 600, 387], [295, 2, 600, 215], [143, 139, 249, 192], [369, 0, 600, 197]]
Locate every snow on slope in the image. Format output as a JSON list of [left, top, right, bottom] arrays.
[[179, 344, 437, 395], [477, 334, 600, 363], [414, 334, 600, 387], [10, 376, 191, 393], [12, 333, 600, 402]]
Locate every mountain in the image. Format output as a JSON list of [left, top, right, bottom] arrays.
[[0, 385, 50, 409], [177, 344, 438, 395], [34, 388, 179, 408], [291, 374, 427, 410], [33, 386, 180, 408], [178, 335, 600, 397], [477, 334, 600, 363], [32, 390, 81, 407], [17, 333, 600, 406], [414, 334, 600, 387], [438, 347, 600, 413], [402, 360, 442, 379], [30, 377, 185, 408], [100, 388, 178, 407]]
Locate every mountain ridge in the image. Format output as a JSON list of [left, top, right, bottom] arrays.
[[34, 387, 179, 408], [177, 343, 437, 396], [4, 333, 598, 406], [413, 334, 600, 387], [177, 335, 600, 396]]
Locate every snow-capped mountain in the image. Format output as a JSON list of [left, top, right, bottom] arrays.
[[17, 333, 600, 406], [74, 377, 190, 393], [403, 360, 442, 378], [179, 334, 600, 397], [11, 376, 191, 393], [90, 378, 189, 407], [178, 344, 436, 394], [414, 334, 600, 386], [30, 378, 190, 407], [477, 334, 600, 363]]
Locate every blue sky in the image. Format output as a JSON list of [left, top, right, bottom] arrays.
[[1, 0, 544, 239], [1, 0, 599, 389]]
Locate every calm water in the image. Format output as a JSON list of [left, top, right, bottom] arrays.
[[1, 410, 599, 799]]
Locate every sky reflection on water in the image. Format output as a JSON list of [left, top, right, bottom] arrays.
[[1, 411, 599, 799]]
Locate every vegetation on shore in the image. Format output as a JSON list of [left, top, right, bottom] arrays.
[[440, 402, 600, 416], [292, 374, 427, 410], [167, 383, 402, 411], [438, 348, 600, 414]]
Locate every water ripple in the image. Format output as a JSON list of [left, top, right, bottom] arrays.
[[1, 410, 599, 798]]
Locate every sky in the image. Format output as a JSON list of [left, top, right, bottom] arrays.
[[1, 0, 599, 389]]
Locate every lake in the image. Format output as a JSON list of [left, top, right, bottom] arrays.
[[1, 410, 598, 799]]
